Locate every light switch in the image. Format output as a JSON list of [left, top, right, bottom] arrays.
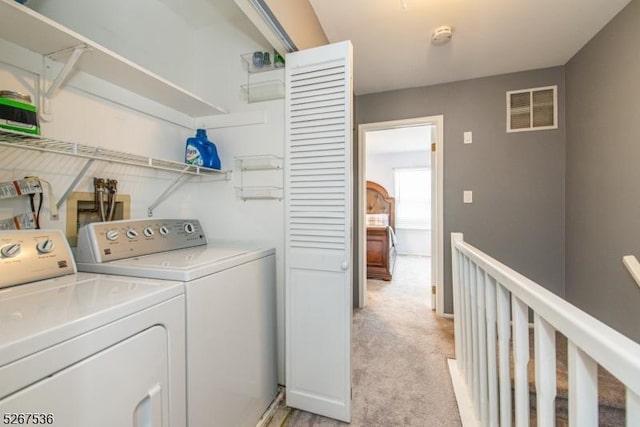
[[464, 131, 472, 144], [463, 190, 473, 204]]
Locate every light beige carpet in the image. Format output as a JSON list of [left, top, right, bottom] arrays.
[[285, 256, 461, 427]]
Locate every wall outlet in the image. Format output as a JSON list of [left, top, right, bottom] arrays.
[[464, 131, 472, 144], [463, 190, 473, 203]]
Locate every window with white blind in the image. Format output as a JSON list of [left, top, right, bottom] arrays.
[[394, 167, 431, 228]]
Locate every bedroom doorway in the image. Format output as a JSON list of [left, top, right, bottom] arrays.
[[357, 116, 444, 314]]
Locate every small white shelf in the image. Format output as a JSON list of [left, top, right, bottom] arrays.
[[240, 52, 284, 103], [0, 0, 226, 117], [234, 155, 283, 201], [241, 80, 284, 103], [236, 186, 283, 201], [235, 155, 282, 171]]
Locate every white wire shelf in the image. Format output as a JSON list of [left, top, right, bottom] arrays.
[[0, 129, 230, 178], [0, 129, 231, 217]]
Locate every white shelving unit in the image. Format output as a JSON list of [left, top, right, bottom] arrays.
[[235, 155, 283, 200], [0, 0, 226, 117], [0, 129, 231, 216], [240, 52, 284, 103]]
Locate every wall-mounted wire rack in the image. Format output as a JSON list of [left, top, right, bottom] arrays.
[[0, 129, 231, 216]]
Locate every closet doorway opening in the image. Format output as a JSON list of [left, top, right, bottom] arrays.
[[357, 116, 444, 315]]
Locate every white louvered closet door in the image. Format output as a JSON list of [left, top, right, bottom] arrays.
[[285, 41, 353, 422]]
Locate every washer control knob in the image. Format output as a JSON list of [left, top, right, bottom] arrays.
[[159, 226, 169, 236], [36, 239, 55, 254], [1, 243, 21, 258], [126, 229, 139, 239], [143, 227, 154, 238], [184, 222, 195, 234], [105, 230, 120, 241]]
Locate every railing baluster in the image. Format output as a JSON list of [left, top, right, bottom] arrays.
[[464, 256, 473, 390], [534, 314, 556, 427], [459, 255, 468, 375], [451, 237, 463, 374], [496, 284, 512, 427], [470, 262, 480, 415], [477, 267, 489, 426], [568, 341, 598, 427], [485, 274, 499, 427], [512, 295, 530, 427], [458, 253, 467, 375], [627, 388, 640, 427]]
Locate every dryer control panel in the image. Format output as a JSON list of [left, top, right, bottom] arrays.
[[75, 219, 208, 263], [0, 230, 77, 289]]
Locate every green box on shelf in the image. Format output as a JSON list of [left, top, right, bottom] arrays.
[[0, 96, 40, 135]]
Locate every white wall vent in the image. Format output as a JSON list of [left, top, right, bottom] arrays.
[[506, 85, 558, 133]]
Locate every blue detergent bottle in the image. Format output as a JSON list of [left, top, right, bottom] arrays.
[[185, 129, 221, 170]]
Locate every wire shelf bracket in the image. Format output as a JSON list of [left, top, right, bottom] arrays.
[[42, 45, 88, 114], [147, 168, 189, 218], [56, 157, 95, 210]]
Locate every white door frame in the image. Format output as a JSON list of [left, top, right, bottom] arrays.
[[357, 115, 444, 315]]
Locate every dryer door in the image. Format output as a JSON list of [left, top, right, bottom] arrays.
[[0, 326, 169, 427]]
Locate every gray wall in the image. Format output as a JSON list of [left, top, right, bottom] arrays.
[[565, 0, 640, 342], [356, 67, 566, 313]]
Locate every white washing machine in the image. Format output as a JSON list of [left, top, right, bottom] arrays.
[[0, 229, 186, 427], [75, 219, 278, 427]]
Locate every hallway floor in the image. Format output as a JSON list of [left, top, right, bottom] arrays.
[[284, 255, 461, 426]]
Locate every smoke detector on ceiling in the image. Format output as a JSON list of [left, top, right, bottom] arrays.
[[432, 26, 453, 45]]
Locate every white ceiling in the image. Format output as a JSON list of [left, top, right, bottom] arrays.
[[309, 0, 631, 95], [366, 125, 431, 155]]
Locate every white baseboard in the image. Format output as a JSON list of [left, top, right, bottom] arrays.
[[396, 252, 431, 257], [255, 387, 285, 427], [447, 359, 479, 427]]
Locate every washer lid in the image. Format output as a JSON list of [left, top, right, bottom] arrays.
[[77, 244, 275, 281], [0, 272, 183, 366]]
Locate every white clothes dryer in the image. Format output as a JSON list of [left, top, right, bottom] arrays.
[[0, 229, 186, 427], [75, 219, 278, 427]]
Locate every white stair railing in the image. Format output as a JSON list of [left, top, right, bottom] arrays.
[[451, 233, 640, 427]]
